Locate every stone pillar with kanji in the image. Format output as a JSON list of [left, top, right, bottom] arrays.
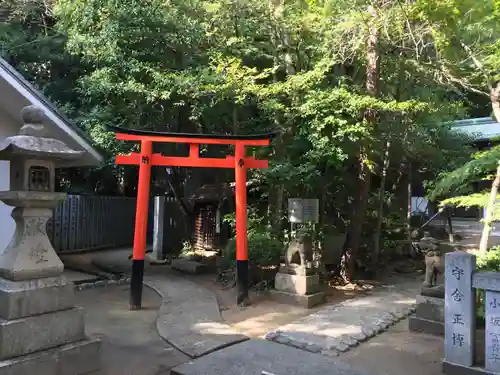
[[443, 252, 476, 369]]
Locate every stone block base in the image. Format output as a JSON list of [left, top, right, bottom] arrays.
[[408, 316, 444, 336], [278, 264, 315, 276], [415, 295, 444, 322], [443, 360, 497, 375], [0, 276, 74, 320], [0, 307, 85, 359], [0, 337, 101, 375], [274, 273, 320, 295], [270, 290, 324, 308], [171, 260, 207, 274]]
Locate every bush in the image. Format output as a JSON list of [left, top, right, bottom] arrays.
[[476, 247, 500, 322], [477, 247, 500, 271], [222, 232, 283, 268]]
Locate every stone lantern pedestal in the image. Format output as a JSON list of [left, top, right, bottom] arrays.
[[0, 106, 100, 375], [272, 264, 325, 308], [271, 230, 324, 308]]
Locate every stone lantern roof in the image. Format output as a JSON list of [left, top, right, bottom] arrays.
[[0, 105, 83, 163]]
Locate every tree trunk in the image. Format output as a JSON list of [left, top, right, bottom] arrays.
[[267, 0, 295, 236], [406, 165, 412, 255], [479, 160, 500, 253], [372, 140, 390, 269], [492, 83, 500, 123], [341, 3, 380, 281], [387, 163, 406, 209]]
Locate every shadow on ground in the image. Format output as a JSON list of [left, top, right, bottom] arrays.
[[341, 320, 444, 375]]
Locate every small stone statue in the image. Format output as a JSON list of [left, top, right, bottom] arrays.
[[419, 232, 445, 298], [285, 228, 313, 268]]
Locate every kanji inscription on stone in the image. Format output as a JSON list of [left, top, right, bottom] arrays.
[[29, 244, 49, 264], [444, 252, 476, 367], [25, 217, 46, 236], [486, 290, 500, 372], [287, 198, 319, 223]]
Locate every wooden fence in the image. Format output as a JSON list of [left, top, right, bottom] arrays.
[[46, 195, 156, 253]]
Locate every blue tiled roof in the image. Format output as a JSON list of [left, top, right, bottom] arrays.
[[451, 117, 500, 141]]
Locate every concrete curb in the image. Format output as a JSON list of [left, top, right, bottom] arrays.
[[74, 277, 131, 291]]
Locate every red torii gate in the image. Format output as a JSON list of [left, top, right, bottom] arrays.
[[106, 125, 275, 309]]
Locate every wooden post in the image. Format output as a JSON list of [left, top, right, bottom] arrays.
[[235, 143, 249, 305], [152, 195, 165, 261], [130, 140, 153, 310]]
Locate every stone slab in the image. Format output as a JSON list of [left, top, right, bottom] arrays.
[[473, 272, 500, 292], [164, 329, 249, 359], [278, 264, 315, 276], [485, 290, 500, 372], [57, 336, 101, 375], [274, 272, 320, 295], [270, 289, 324, 308], [0, 307, 85, 359], [444, 252, 476, 367], [171, 260, 208, 275], [170, 339, 371, 375], [148, 276, 249, 359], [415, 294, 444, 322], [408, 316, 444, 336], [152, 196, 165, 261], [0, 336, 100, 375], [443, 360, 498, 375], [0, 276, 74, 320]]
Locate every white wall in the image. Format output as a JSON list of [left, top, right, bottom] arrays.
[[411, 196, 429, 216], [0, 110, 19, 252]]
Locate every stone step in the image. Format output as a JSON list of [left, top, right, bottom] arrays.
[[0, 336, 100, 375], [270, 289, 325, 309], [171, 259, 208, 275], [0, 307, 85, 360], [0, 276, 74, 320]]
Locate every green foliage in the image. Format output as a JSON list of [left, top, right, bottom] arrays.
[[223, 207, 266, 236], [1, 0, 494, 269], [223, 232, 283, 268], [477, 246, 500, 271], [476, 247, 500, 319], [431, 146, 500, 200], [440, 192, 500, 222]]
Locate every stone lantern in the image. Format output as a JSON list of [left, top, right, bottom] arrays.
[[0, 106, 100, 374]]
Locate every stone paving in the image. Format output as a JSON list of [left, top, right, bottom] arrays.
[[264, 277, 421, 357], [89, 249, 249, 358], [78, 283, 189, 375]]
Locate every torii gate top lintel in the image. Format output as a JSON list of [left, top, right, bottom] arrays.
[[105, 125, 278, 144], [106, 125, 275, 309]]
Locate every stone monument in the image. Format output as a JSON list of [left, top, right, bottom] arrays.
[[409, 232, 445, 336], [271, 228, 324, 308], [0, 106, 100, 375]]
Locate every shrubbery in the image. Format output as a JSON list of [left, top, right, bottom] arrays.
[[476, 247, 500, 322], [222, 232, 283, 269], [477, 247, 500, 271]]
